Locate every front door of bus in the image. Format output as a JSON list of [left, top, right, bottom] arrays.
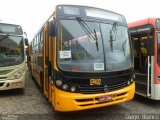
[[44, 27, 49, 98], [133, 33, 153, 97]]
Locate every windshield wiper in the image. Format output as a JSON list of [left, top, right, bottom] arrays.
[[76, 17, 95, 40], [122, 40, 127, 56], [76, 17, 99, 51], [0, 34, 9, 42], [94, 28, 99, 51], [109, 22, 117, 52]]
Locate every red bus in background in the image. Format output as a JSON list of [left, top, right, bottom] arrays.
[[128, 18, 160, 100]]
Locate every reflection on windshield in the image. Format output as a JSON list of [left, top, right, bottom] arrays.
[[58, 19, 132, 72], [0, 35, 24, 67]]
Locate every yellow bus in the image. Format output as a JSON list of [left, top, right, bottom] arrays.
[[29, 5, 135, 112], [0, 22, 28, 90]]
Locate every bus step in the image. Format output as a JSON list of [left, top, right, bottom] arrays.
[[136, 81, 147, 85], [135, 72, 147, 75], [136, 89, 147, 97]]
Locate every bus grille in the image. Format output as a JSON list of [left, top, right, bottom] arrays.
[[0, 70, 13, 75], [79, 82, 126, 94], [0, 77, 7, 80], [0, 83, 5, 87]]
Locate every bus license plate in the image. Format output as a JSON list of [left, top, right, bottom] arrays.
[[98, 95, 113, 102], [90, 79, 101, 85], [11, 82, 22, 87]]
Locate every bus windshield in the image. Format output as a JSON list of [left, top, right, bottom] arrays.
[[58, 19, 132, 72], [0, 35, 24, 67]]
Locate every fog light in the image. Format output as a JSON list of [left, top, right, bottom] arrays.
[[56, 80, 62, 86], [62, 84, 68, 90], [70, 86, 76, 92]]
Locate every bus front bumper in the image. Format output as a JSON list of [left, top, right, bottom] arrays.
[[0, 74, 25, 90], [54, 82, 135, 112]]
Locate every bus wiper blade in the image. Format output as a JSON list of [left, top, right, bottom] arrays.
[[76, 17, 96, 41], [109, 22, 117, 52], [122, 40, 127, 56], [0, 34, 9, 42], [76, 17, 99, 51], [109, 30, 114, 52], [94, 28, 99, 51]]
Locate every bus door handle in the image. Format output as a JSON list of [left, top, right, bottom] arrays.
[[147, 56, 151, 97]]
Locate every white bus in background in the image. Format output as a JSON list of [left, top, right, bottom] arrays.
[[0, 23, 28, 91]]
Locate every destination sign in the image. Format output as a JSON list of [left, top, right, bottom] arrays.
[[0, 23, 23, 35]]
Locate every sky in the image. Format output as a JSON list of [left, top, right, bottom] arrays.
[[0, 0, 160, 41]]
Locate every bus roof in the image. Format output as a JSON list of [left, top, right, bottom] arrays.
[[128, 18, 159, 28]]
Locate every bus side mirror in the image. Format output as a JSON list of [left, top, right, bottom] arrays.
[[49, 21, 56, 37], [25, 38, 29, 46]]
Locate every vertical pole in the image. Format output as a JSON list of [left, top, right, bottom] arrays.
[[147, 31, 151, 97]]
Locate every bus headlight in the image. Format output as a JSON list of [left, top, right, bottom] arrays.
[[7, 69, 25, 80], [127, 80, 131, 85], [70, 86, 76, 92], [62, 84, 68, 90], [131, 78, 134, 83], [127, 78, 134, 86], [56, 80, 63, 86], [55, 79, 79, 92]]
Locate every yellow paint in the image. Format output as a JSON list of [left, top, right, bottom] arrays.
[[53, 82, 135, 112]]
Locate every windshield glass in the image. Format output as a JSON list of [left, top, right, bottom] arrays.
[[0, 35, 24, 67], [101, 23, 132, 71], [58, 19, 132, 72]]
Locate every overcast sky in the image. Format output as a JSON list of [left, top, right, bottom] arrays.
[[0, 0, 160, 41]]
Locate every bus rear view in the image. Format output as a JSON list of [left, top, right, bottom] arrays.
[[0, 23, 28, 90]]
